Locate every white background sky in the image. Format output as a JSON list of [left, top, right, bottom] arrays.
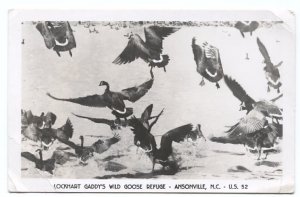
[[0, 0, 299, 196]]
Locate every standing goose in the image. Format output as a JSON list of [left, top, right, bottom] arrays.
[[234, 21, 259, 38], [36, 21, 76, 57], [113, 26, 180, 72], [129, 117, 197, 172], [71, 104, 164, 131], [224, 75, 283, 117], [192, 38, 224, 88], [21, 149, 56, 174], [257, 37, 282, 93], [47, 71, 154, 122]]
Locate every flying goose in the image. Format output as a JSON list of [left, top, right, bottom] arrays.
[[129, 117, 199, 172], [192, 38, 224, 88], [58, 134, 120, 165], [47, 71, 154, 121], [21, 149, 56, 174], [224, 75, 283, 117], [234, 21, 259, 38], [36, 21, 76, 57], [257, 37, 282, 93], [71, 104, 164, 131], [113, 25, 180, 72], [210, 111, 281, 160]]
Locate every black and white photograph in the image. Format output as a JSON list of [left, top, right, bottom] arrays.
[[7, 10, 295, 193]]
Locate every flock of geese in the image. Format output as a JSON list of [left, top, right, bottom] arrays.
[[21, 21, 283, 176]]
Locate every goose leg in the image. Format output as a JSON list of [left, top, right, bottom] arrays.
[[267, 85, 270, 92], [240, 31, 245, 38], [257, 146, 262, 160], [55, 50, 61, 57], [250, 31, 253, 36], [152, 160, 155, 173], [163, 66, 166, 72], [69, 50, 73, 57], [200, 77, 205, 86], [216, 82, 220, 89], [264, 151, 269, 160], [277, 88, 280, 94]]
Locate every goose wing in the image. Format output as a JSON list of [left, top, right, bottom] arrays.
[[257, 37, 271, 63], [191, 37, 203, 67], [224, 75, 255, 106], [57, 118, 74, 139], [234, 21, 247, 31], [36, 22, 55, 49], [144, 26, 180, 52], [47, 93, 108, 108], [21, 152, 38, 163], [57, 138, 79, 150], [120, 78, 154, 103], [227, 110, 267, 138], [72, 113, 114, 126], [113, 34, 151, 64], [140, 104, 153, 124], [128, 116, 149, 135], [160, 124, 193, 156]]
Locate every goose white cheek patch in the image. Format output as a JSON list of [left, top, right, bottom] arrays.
[[55, 38, 69, 46]]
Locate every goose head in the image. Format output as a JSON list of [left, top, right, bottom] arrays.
[[99, 81, 109, 87]]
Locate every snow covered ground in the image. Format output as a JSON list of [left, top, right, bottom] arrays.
[[21, 21, 290, 179]]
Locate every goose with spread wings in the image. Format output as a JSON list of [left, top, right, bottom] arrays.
[[47, 71, 154, 121], [257, 37, 282, 93], [58, 134, 120, 165], [234, 21, 259, 38], [113, 25, 180, 72], [129, 116, 198, 172], [72, 103, 164, 131], [224, 75, 283, 119], [36, 21, 76, 57], [210, 110, 281, 160], [21, 149, 56, 174], [192, 38, 224, 88]]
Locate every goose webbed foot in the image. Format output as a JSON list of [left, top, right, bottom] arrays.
[[216, 82, 220, 89], [55, 50, 61, 57], [199, 78, 205, 86]]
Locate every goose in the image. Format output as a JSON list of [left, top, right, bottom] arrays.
[[224, 75, 283, 118], [21, 149, 56, 174], [22, 118, 74, 150], [72, 104, 164, 131], [47, 70, 154, 122], [36, 21, 76, 57], [185, 124, 206, 142], [113, 26, 180, 72], [129, 117, 199, 173], [257, 37, 282, 93], [234, 21, 259, 38], [210, 112, 281, 160], [42, 112, 57, 129], [59, 134, 120, 165], [51, 149, 77, 165], [192, 38, 224, 88]]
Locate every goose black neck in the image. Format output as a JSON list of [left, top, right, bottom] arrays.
[[80, 137, 84, 148], [38, 150, 43, 161], [104, 84, 110, 92]]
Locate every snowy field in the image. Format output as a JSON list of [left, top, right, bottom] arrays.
[[21, 21, 290, 179]]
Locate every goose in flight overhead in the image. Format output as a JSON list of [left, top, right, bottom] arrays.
[[36, 21, 76, 57], [234, 21, 259, 38], [224, 75, 283, 118], [192, 38, 224, 88], [113, 25, 180, 72], [257, 37, 282, 93], [47, 70, 154, 121], [129, 116, 202, 173]]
